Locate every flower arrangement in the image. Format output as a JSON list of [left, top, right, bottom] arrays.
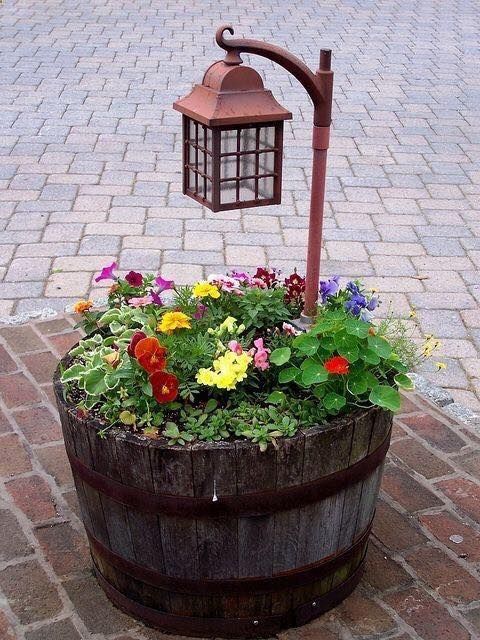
[[63, 263, 440, 450]]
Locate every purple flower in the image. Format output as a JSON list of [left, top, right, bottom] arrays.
[[125, 271, 143, 287], [95, 261, 118, 283], [229, 269, 257, 286], [345, 293, 367, 317], [150, 290, 164, 306], [367, 296, 378, 311], [155, 275, 174, 292], [346, 281, 360, 295], [319, 275, 340, 303], [194, 303, 207, 319]]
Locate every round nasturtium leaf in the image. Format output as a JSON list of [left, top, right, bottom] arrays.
[[323, 392, 346, 411], [369, 385, 401, 412], [270, 347, 291, 366]]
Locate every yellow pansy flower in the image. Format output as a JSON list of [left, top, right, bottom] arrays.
[[435, 362, 447, 371], [192, 281, 220, 299], [196, 352, 252, 390], [157, 311, 191, 334]]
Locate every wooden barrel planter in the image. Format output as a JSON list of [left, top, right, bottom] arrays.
[[54, 357, 392, 639]]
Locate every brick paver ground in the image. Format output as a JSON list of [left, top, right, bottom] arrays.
[[0, 0, 479, 410], [1, 316, 480, 639]]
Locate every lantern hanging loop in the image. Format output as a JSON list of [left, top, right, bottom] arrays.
[[215, 24, 330, 125]]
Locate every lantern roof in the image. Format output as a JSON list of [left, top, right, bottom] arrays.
[[173, 61, 292, 127]]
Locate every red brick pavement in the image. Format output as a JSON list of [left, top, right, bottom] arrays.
[[0, 316, 480, 639]]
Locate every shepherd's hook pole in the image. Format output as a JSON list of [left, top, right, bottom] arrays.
[[215, 27, 334, 323]]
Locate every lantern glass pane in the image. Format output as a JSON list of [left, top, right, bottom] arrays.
[[258, 151, 274, 174], [220, 180, 237, 204], [259, 126, 275, 149], [221, 129, 237, 154], [206, 152, 212, 178], [222, 155, 237, 179], [239, 179, 256, 201], [206, 178, 212, 201], [205, 127, 212, 151], [197, 149, 205, 174], [240, 128, 257, 152], [258, 176, 274, 199], [188, 119, 197, 142], [188, 168, 196, 192], [240, 153, 256, 178]]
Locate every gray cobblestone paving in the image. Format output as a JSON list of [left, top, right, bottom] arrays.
[[0, 0, 479, 408]]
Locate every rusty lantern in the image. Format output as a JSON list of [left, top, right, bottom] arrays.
[[173, 60, 292, 212]]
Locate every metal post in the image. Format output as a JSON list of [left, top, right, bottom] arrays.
[[301, 49, 332, 323]]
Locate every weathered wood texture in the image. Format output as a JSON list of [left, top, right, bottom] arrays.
[[55, 376, 392, 638]]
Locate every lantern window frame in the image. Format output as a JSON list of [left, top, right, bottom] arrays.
[[182, 116, 284, 212]]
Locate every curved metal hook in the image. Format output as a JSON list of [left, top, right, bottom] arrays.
[[216, 24, 235, 50], [213, 24, 324, 110]]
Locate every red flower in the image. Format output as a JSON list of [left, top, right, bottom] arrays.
[[254, 267, 278, 288], [134, 337, 167, 373], [125, 270, 143, 287], [127, 331, 147, 357], [324, 355, 350, 375], [150, 371, 179, 404], [284, 270, 305, 304]]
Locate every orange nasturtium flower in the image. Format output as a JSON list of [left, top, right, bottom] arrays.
[[134, 337, 167, 374], [73, 299, 93, 313], [150, 371, 179, 404]]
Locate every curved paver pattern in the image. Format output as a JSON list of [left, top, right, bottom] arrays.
[[0, 0, 479, 411]]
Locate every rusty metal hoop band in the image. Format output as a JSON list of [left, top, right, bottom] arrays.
[[94, 556, 366, 639], [88, 518, 373, 596], [67, 427, 391, 518]]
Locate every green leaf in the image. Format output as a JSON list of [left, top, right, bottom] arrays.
[[338, 342, 360, 363], [363, 349, 381, 365], [344, 317, 370, 338], [109, 321, 124, 335], [313, 385, 326, 399], [270, 347, 291, 366], [323, 392, 346, 411], [348, 374, 368, 395], [394, 373, 415, 391], [119, 410, 136, 425], [279, 367, 299, 384], [205, 398, 218, 413], [293, 334, 319, 356], [142, 380, 153, 396], [364, 371, 379, 388], [369, 385, 401, 412], [105, 373, 119, 390], [301, 363, 329, 386], [367, 335, 392, 359], [267, 391, 286, 405], [61, 364, 86, 382], [84, 368, 107, 396]]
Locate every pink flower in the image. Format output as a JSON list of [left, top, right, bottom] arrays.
[[253, 337, 270, 371], [228, 340, 243, 355], [208, 273, 242, 293], [251, 277, 267, 289], [125, 271, 143, 287], [95, 261, 117, 282], [194, 303, 207, 319], [155, 275, 174, 292], [128, 295, 153, 308], [282, 322, 301, 336]]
